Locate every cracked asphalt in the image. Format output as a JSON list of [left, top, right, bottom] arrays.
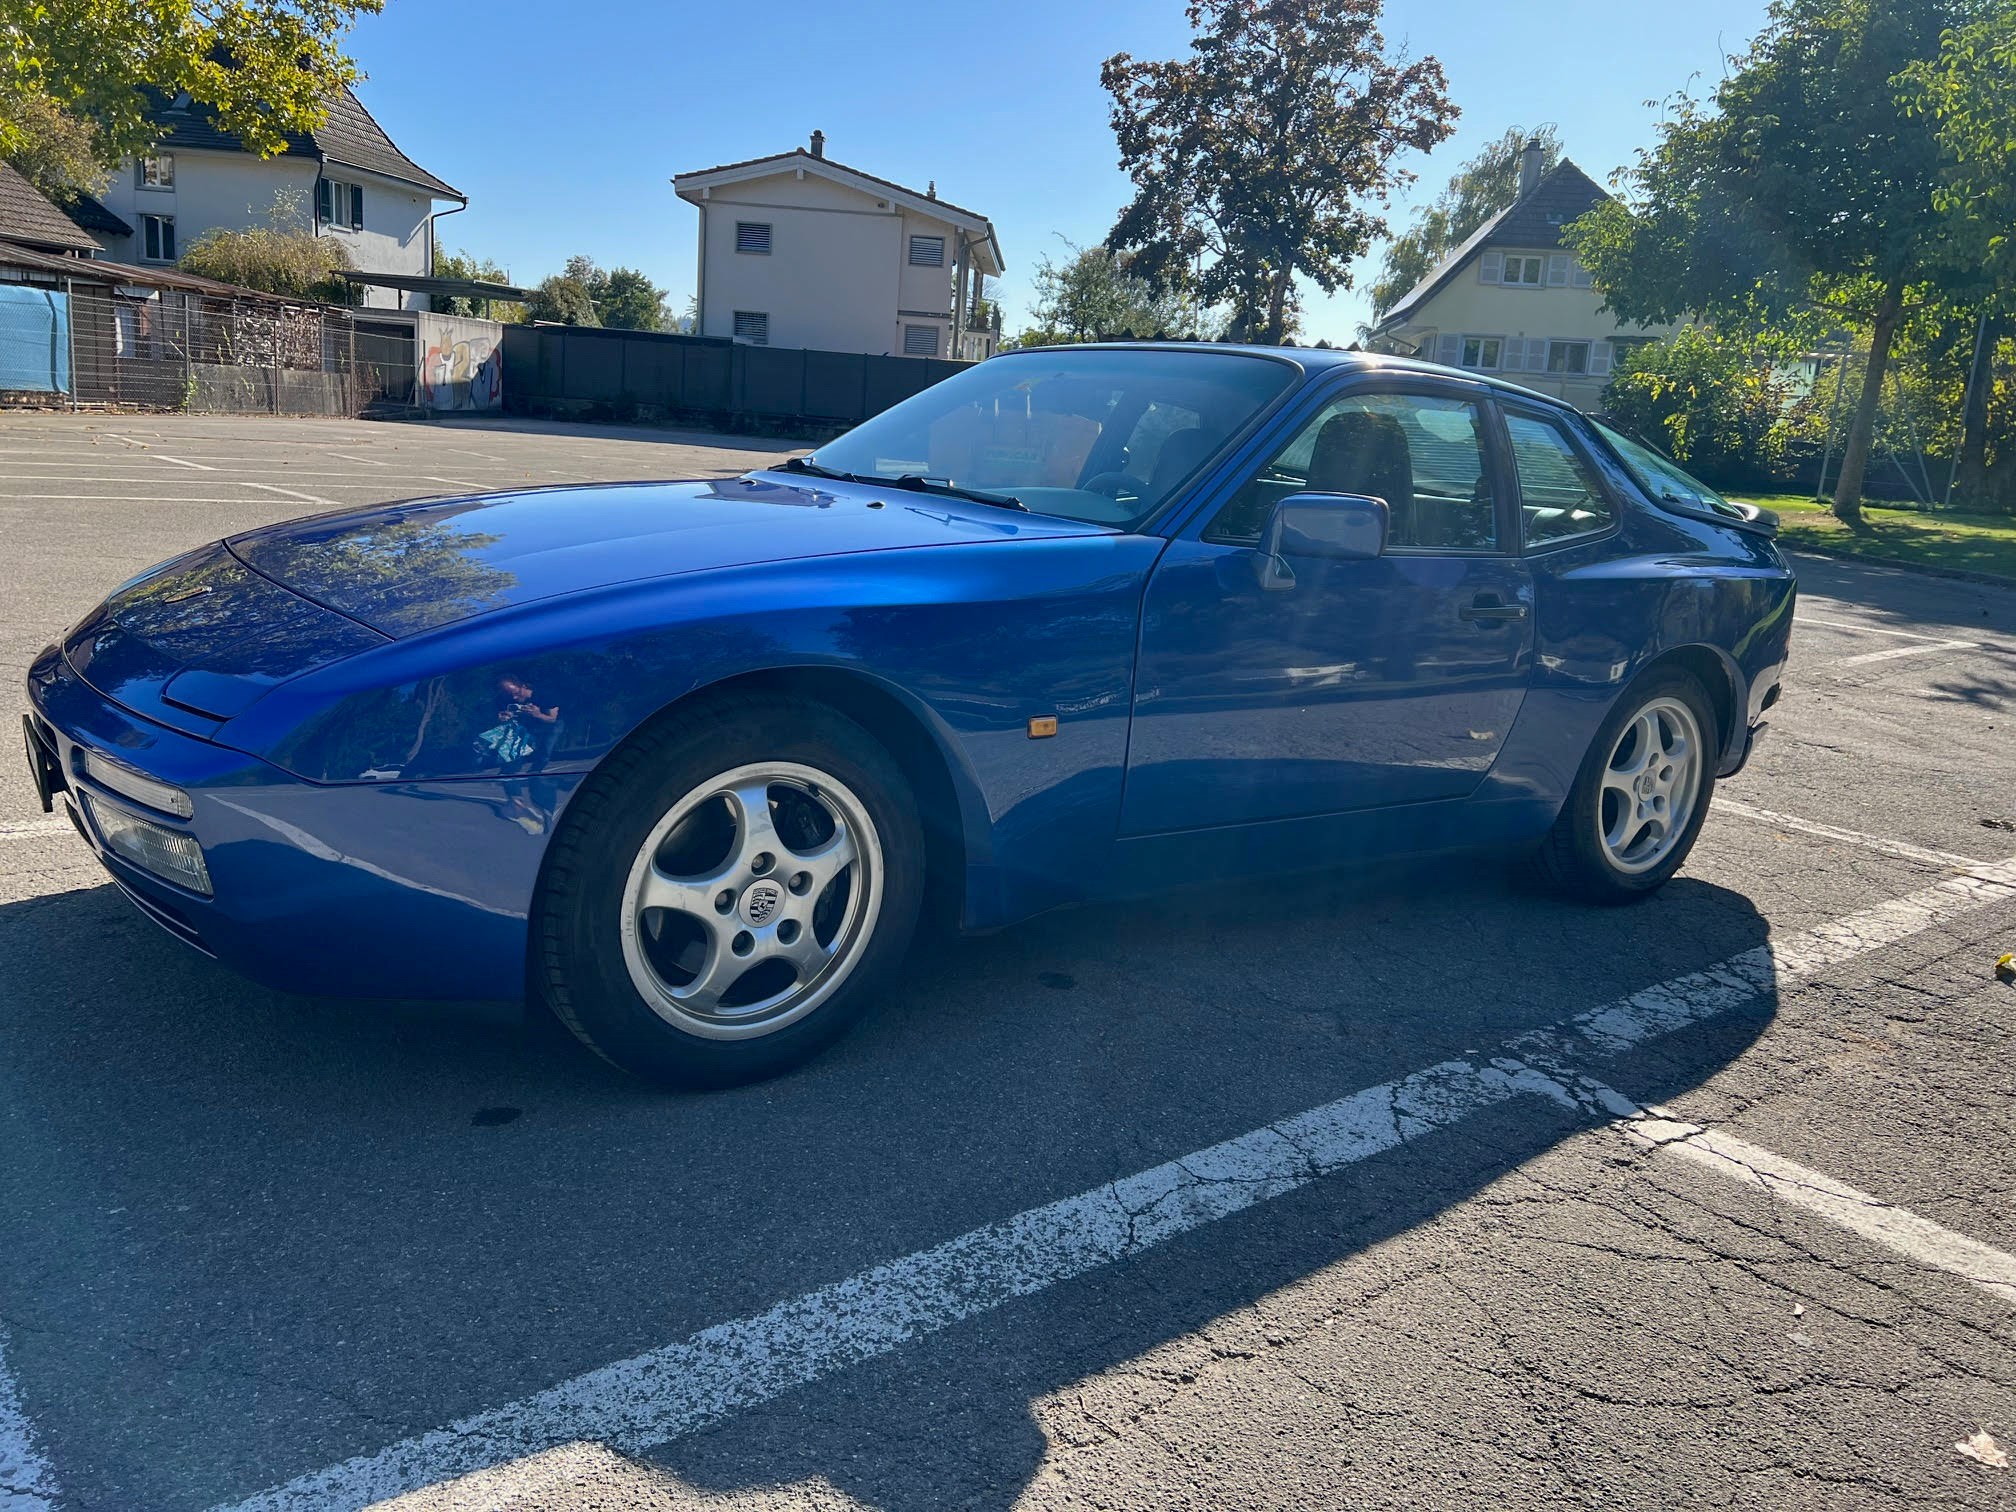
[[3, 414, 2016, 1511]]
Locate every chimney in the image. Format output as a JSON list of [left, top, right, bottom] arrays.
[[809, 129, 825, 159], [926, 180, 937, 199], [1518, 139, 1544, 198]]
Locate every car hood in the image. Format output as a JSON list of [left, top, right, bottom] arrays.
[[228, 473, 1110, 638]]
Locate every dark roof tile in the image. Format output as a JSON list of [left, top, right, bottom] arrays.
[[146, 85, 459, 198], [0, 162, 103, 253]]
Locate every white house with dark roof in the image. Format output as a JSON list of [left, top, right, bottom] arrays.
[[1367, 143, 1675, 412], [89, 85, 462, 311], [674, 132, 1004, 360]]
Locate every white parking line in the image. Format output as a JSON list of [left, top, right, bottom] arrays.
[[1836, 639, 1977, 667], [1718, 800, 1989, 873], [154, 455, 216, 472], [1798, 616, 1959, 641], [238, 481, 343, 509], [0, 819, 72, 842], [1623, 1115, 2016, 1303], [0, 1325, 59, 1512], [211, 855, 2016, 1512]]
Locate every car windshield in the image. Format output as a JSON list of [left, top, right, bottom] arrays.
[[804, 349, 1298, 528], [1594, 421, 1750, 521]]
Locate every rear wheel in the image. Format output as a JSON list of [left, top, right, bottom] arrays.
[[534, 696, 924, 1086], [1532, 669, 1717, 903]]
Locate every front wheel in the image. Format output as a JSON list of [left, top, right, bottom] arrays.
[[1532, 669, 1718, 903], [534, 695, 924, 1086]]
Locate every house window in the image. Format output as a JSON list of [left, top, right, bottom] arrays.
[[1571, 260, 1595, 290], [1609, 335, 1657, 366], [1547, 340, 1591, 375], [903, 323, 939, 357], [907, 235, 945, 267], [1459, 336, 1503, 371], [140, 214, 176, 262], [317, 178, 365, 230], [735, 222, 772, 255], [733, 310, 770, 345], [137, 154, 175, 189], [1500, 255, 1545, 286]]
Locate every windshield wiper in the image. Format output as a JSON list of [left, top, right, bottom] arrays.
[[779, 455, 860, 483], [888, 474, 1028, 512]]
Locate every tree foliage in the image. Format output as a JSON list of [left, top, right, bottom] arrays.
[[0, 1, 382, 168], [529, 255, 667, 330], [525, 271, 599, 327], [1012, 241, 1216, 346], [0, 90, 107, 199], [1562, 0, 1978, 527], [1370, 125, 1560, 318], [178, 188, 353, 301], [431, 249, 524, 320], [1601, 329, 1800, 487], [1101, 0, 1457, 344]]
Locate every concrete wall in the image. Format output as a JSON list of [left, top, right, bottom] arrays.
[[415, 312, 503, 410], [97, 148, 435, 311], [693, 170, 972, 357], [1386, 248, 1676, 413]]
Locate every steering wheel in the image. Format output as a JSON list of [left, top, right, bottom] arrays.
[[1081, 472, 1141, 500]]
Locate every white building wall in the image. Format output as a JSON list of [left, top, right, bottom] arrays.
[[692, 171, 974, 356], [95, 148, 435, 310]]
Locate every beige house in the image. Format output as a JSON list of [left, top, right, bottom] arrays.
[[674, 133, 1004, 360], [1367, 144, 1673, 413]]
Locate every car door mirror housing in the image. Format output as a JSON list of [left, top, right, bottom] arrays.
[[1263, 492, 1390, 563]]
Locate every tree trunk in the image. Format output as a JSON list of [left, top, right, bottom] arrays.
[[1264, 267, 1291, 345], [1955, 312, 2005, 509], [1831, 276, 1908, 531]]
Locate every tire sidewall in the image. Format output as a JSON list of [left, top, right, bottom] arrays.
[[540, 698, 925, 1086]]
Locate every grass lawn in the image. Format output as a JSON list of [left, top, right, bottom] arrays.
[[1738, 492, 2016, 582]]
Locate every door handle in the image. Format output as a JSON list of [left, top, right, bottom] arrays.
[[1459, 594, 1528, 623]]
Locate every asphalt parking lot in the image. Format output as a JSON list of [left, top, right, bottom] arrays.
[[4, 412, 2016, 1512]]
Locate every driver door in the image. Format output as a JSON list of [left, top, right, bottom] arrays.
[[1121, 381, 1536, 835]]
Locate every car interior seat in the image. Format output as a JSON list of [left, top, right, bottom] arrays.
[[1146, 428, 1215, 500], [1307, 410, 1414, 541]]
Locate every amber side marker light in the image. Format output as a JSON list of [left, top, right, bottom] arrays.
[[1027, 716, 1059, 739]]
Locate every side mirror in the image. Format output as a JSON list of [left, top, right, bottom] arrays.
[[1258, 492, 1389, 589]]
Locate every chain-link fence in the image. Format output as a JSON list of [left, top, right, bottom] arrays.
[[2, 282, 415, 415]]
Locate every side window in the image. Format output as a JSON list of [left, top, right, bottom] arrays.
[[1508, 412, 1615, 547], [1206, 391, 1497, 551]]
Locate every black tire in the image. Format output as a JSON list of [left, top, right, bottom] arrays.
[[1531, 667, 1719, 904], [533, 693, 925, 1087]]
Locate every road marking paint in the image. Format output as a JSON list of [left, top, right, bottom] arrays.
[[0, 496, 286, 505], [154, 455, 216, 471], [1718, 800, 1989, 874], [435, 446, 505, 462], [1798, 615, 1961, 641], [238, 481, 343, 509], [1836, 640, 1976, 667], [1623, 1115, 2016, 1303], [422, 476, 483, 488], [211, 856, 2016, 1512], [0, 819, 72, 842], [326, 452, 383, 466], [0, 1324, 59, 1512]]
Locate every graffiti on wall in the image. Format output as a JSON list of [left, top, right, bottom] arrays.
[[415, 314, 503, 411]]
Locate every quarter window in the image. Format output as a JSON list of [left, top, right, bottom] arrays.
[[1209, 391, 1497, 552], [139, 214, 176, 261], [1508, 412, 1614, 546]]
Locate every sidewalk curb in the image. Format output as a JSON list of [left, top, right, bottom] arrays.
[[1781, 544, 2016, 590]]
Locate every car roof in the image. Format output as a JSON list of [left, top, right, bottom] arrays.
[[1008, 341, 1581, 415]]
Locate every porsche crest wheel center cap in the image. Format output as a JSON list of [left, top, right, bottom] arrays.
[[740, 879, 784, 927]]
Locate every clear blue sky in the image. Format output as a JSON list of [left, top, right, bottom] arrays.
[[348, 0, 1773, 342]]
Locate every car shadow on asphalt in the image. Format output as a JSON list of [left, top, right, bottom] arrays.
[[0, 859, 1773, 1511]]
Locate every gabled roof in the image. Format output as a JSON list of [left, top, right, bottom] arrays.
[[56, 189, 131, 238], [0, 236, 304, 297], [0, 162, 103, 254], [1372, 159, 1611, 333], [673, 147, 1004, 274], [147, 85, 461, 198]]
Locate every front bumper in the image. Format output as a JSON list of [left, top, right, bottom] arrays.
[[24, 643, 577, 1001]]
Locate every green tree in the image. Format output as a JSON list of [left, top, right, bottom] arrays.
[[1102, 0, 1457, 344], [595, 266, 668, 330], [0, 91, 107, 199], [432, 248, 523, 320], [0, 0, 381, 169], [525, 264, 600, 327], [1370, 125, 1560, 318], [1601, 329, 1800, 488], [1016, 241, 1213, 345], [178, 187, 352, 300], [1563, 0, 1975, 529]]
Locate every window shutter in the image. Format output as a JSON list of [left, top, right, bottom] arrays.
[[1479, 251, 1503, 285], [903, 323, 939, 356], [1501, 336, 1525, 372], [1590, 340, 1613, 377], [316, 178, 333, 223], [732, 311, 769, 345], [735, 222, 772, 254], [908, 236, 945, 267], [1546, 253, 1570, 287], [1435, 333, 1461, 367], [1528, 337, 1549, 371], [350, 184, 364, 231], [1571, 261, 1594, 289]]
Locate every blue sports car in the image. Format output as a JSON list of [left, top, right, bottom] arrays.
[[23, 345, 1793, 1085]]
